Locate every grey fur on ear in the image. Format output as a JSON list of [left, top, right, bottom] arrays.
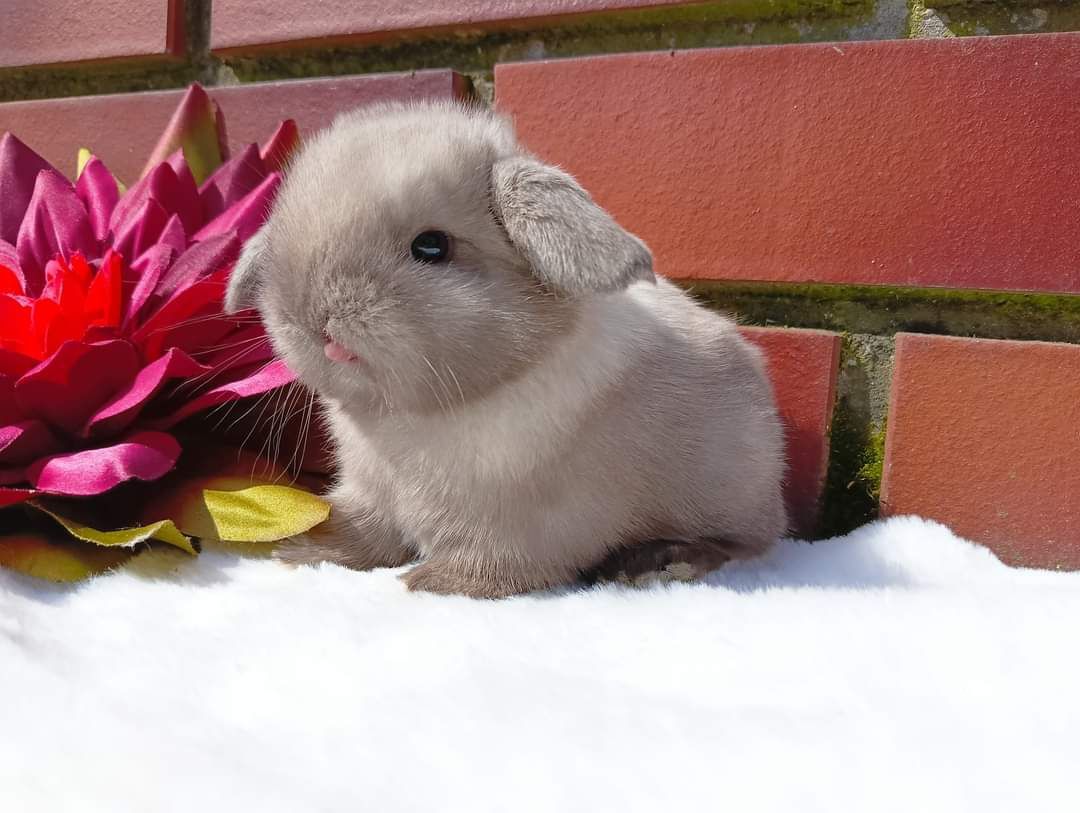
[[224, 228, 267, 313], [490, 156, 655, 295]]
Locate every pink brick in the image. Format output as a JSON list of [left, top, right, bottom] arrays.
[[0, 71, 467, 184], [0, 0, 182, 68], [881, 333, 1080, 569], [741, 327, 841, 537], [212, 0, 693, 51], [496, 34, 1080, 293]]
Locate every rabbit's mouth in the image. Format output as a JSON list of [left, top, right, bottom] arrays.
[[323, 333, 360, 364]]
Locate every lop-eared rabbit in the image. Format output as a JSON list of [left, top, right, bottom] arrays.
[[226, 101, 786, 598]]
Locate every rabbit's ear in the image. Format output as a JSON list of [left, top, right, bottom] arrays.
[[224, 228, 267, 313], [490, 156, 654, 295]]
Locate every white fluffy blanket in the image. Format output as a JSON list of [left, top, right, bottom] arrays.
[[2, 516, 1077, 812]]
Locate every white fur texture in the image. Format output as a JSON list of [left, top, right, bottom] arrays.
[[2, 516, 1077, 812]]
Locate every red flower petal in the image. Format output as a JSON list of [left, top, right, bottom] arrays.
[[85, 250, 123, 329], [16, 170, 99, 296], [0, 467, 27, 486], [0, 240, 21, 288], [0, 349, 35, 379], [39, 298, 95, 358], [0, 133, 52, 246], [0, 487, 34, 507], [0, 375, 24, 424], [0, 294, 35, 358], [0, 419, 61, 465], [41, 257, 89, 316], [83, 347, 208, 438], [0, 263, 22, 295], [150, 358, 296, 429], [27, 430, 181, 496], [14, 339, 140, 434], [75, 156, 121, 243]]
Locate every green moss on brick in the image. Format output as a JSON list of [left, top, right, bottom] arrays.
[[683, 280, 1080, 344], [857, 422, 887, 500], [217, 0, 873, 85], [815, 335, 891, 537]]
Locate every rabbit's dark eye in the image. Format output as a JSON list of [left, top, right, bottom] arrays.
[[410, 231, 452, 264]]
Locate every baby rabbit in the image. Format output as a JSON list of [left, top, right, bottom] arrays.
[[225, 100, 787, 598]]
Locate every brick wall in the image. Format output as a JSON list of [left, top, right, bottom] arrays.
[[2, 1, 1077, 565]]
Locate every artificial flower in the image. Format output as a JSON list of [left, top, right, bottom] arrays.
[[0, 84, 327, 580]]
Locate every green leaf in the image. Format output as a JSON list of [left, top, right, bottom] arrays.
[[31, 503, 197, 556]]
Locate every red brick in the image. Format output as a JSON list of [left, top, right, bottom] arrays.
[[212, 0, 691, 51], [0, 71, 467, 184], [881, 333, 1080, 569], [496, 34, 1080, 293], [741, 327, 840, 537], [0, 0, 182, 68]]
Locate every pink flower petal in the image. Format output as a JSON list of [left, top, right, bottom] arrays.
[[0, 133, 52, 246], [259, 119, 300, 173], [75, 156, 121, 243], [16, 170, 99, 295], [140, 84, 225, 186], [27, 430, 181, 496], [114, 195, 176, 261], [132, 267, 231, 361], [157, 314, 235, 362], [0, 486, 34, 507], [83, 348, 208, 438], [123, 244, 176, 328], [0, 419, 61, 465], [150, 358, 296, 429], [153, 232, 239, 305], [194, 172, 280, 244], [15, 339, 140, 434], [199, 143, 267, 221], [109, 162, 202, 244], [152, 213, 188, 257], [112, 198, 170, 263], [198, 324, 275, 371]]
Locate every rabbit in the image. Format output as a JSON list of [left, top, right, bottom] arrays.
[[224, 100, 787, 598]]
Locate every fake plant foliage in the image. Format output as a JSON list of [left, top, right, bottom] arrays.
[[0, 84, 327, 581]]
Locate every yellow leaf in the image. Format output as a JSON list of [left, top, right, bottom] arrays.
[[138, 446, 329, 543], [31, 503, 198, 556], [76, 147, 92, 178], [0, 531, 132, 582], [198, 485, 330, 543]]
